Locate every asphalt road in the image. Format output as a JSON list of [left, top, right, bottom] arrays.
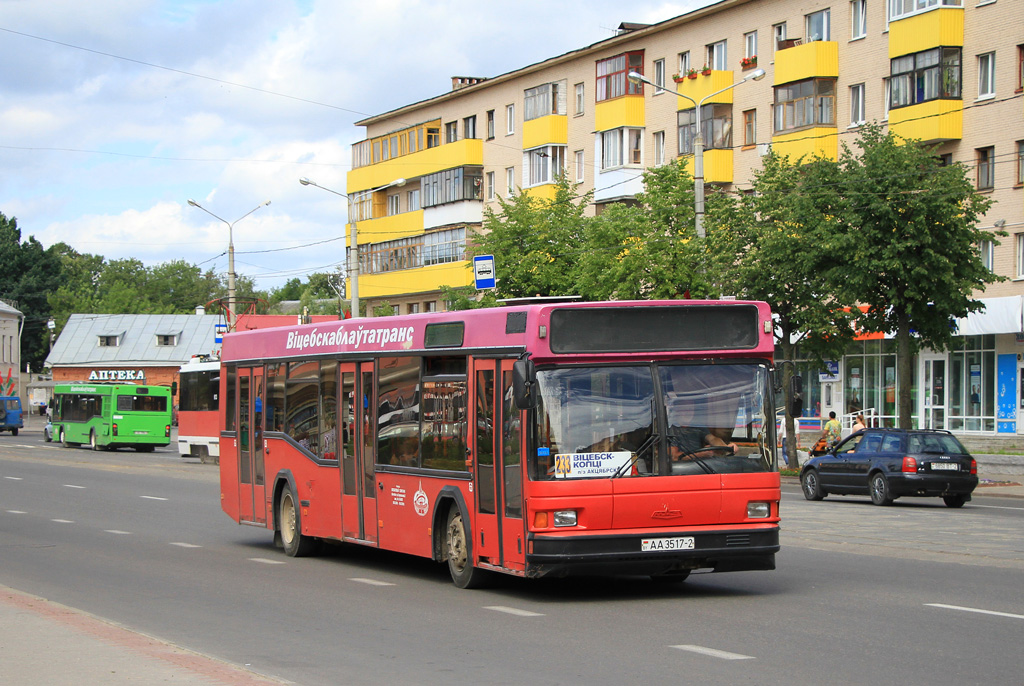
[[1, 435, 1022, 685]]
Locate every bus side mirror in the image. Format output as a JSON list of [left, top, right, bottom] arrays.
[[512, 359, 537, 410]]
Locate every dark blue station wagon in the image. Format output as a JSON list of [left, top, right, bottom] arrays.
[[800, 428, 978, 508]]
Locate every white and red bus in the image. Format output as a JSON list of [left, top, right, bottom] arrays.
[[218, 300, 781, 587], [177, 356, 221, 464]]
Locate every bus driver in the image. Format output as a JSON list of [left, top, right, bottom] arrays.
[[667, 400, 737, 461]]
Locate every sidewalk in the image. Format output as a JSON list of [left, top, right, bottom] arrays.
[[0, 585, 288, 686]]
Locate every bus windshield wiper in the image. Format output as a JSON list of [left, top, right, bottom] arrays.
[[612, 432, 658, 478]]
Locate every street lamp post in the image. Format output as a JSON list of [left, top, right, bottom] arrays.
[[299, 177, 406, 319], [187, 198, 271, 332], [628, 68, 765, 238]]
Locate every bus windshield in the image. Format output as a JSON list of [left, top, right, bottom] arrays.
[[531, 362, 774, 479]]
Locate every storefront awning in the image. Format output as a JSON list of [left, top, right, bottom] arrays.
[[955, 296, 1023, 336]]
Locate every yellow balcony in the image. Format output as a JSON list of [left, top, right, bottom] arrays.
[[595, 95, 645, 132], [359, 261, 473, 299], [523, 115, 568, 149], [348, 210, 424, 247], [347, 138, 483, 193], [889, 7, 963, 58], [522, 184, 558, 201], [771, 127, 838, 161], [888, 100, 962, 143], [774, 41, 839, 86], [679, 148, 734, 184], [674, 70, 737, 105]]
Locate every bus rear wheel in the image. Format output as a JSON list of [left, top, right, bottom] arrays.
[[279, 487, 319, 557], [60, 428, 73, 448], [90, 431, 102, 451], [445, 506, 488, 589]]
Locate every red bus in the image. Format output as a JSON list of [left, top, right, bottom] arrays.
[[218, 300, 781, 587], [177, 356, 221, 464]]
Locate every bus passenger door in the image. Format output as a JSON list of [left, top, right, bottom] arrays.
[[237, 366, 267, 526], [340, 362, 377, 543], [472, 361, 500, 565], [498, 362, 525, 570]]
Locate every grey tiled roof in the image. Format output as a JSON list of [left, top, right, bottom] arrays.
[[45, 314, 223, 367]]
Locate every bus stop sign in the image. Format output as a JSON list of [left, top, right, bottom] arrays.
[[474, 255, 496, 290]]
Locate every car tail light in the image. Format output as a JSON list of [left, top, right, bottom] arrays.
[[902, 456, 918, 473], [970, 458, 977, 475], [112, 423, 118, 436]]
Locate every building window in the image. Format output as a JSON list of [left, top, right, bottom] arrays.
[[773, 23, 787, 52], [653, 59, 666, 92], [575, 150, 585, 182], [387, 194, 400, 216], [506, 167, 515, 196], [408, 303, 420, 314], [524, 82, 564, 121], [678, 51, 690, 76], [486, 110, 495, 139], [806, 9, 831, 42], [464, 115, 477, 139], [706, 41, 727, 71], [851, 0, 867, 39], [407, 189, 420, 212], [850, 83, 866, 125], [506, 104, 515, 135], [486, 171, 495, 201], [890, 48, 961, 109], [445, 121, 458, 143], [1017, 140, 1024, 186], [744, 31, 757, 59], [425, 301, 437, 313], [980, 240, 994, 272], [98, 335, 119, 347], [421, 166, 483, 208], [1018, 45, 1024, 92], [156, 334, 177, 347], [938, 152, 953, 166], [743, 109, 757, 146], [426, 126, 440, 148], [600, 128, 643, 169], [1017, 234, 1024, 278], [773, 79, 836, 132], [524, 146, 566, 187], [654, 131, 665, 166], [888, 0, 963, 22], [883, 77, 892, 119], [679, 105, 733, 154], [976, 147, 994, 190], [596, 51, 644, 102], [978, 52, 996, 99], [574, 83, 585, 115]]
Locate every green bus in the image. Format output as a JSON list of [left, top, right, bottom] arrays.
[[52, 384, 172, 451]]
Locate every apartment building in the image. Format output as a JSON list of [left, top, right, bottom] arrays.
[[348, 0, 1024, 437]]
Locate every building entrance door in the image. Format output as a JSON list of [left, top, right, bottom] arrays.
[[921, 355, 947, 430]]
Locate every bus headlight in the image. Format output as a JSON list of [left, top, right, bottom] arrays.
[[747, 502, 771, 519], [553, 510, 578, 527]]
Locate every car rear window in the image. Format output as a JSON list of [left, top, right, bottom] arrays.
[[908, 433, 966, 454]]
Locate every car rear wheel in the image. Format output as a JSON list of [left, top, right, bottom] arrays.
[[869, 473, 893, 506], [943, 494, 967, 508], [801, 469, 825, 501]]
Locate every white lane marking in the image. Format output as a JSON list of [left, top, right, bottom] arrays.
[[51, 519, 75, 524], [351, 578, 396, 587], [249, 557, 286, 565], [64, 484, 86, 489], [169, 542, 202, 548], [484, 606, 545, 617], [139, 495, 168, 501], [926, 604, 1024, 621], [105, 530, 132, 535], [4, 476, 23, 480], [671, 645, 755, 660], [7, 510, 26, 514], [968, 504, 1024, 511]]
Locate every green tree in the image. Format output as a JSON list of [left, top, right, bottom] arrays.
[[470, 173, 592, 299], [835, 124, 1000, 428], [0, 213, 63, 371], [440, 285, 499, 311], [713, 152, 857, 466]]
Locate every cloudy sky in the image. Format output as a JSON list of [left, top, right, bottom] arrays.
[[0, 0, 713, 291]]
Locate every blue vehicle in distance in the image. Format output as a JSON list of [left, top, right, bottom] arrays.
[[0, 396, 24, 436]]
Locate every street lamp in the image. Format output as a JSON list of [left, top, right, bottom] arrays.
[[187, 198, 271, 332], [299, 177, 406, 318], [628, 68, 765, 238]]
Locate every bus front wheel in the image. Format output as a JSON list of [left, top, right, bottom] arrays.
[[445, 506, 488, 589], [278, 487, 319, 557]]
